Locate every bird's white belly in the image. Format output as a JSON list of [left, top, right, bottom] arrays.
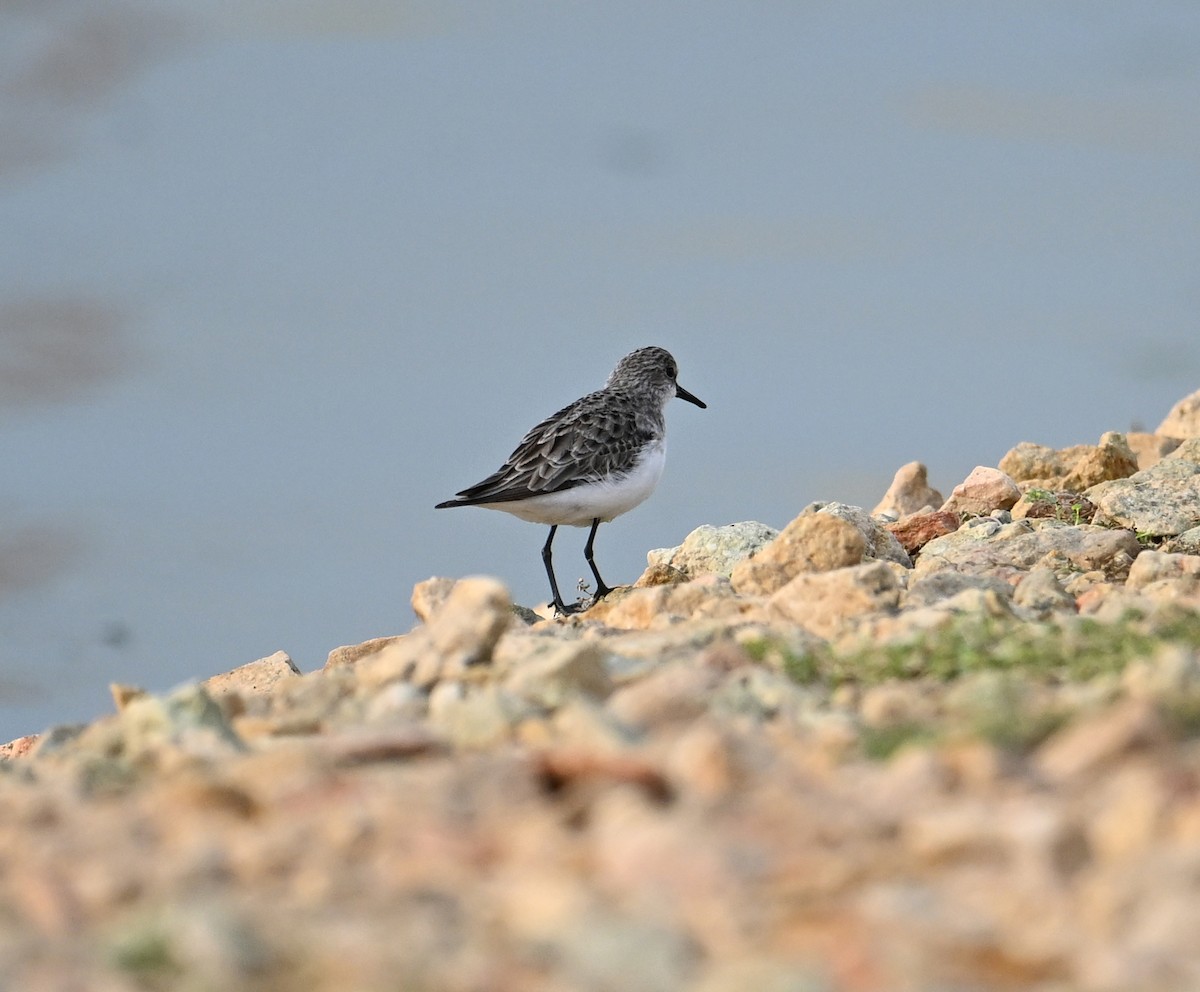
[[487, 439, 667, 527]]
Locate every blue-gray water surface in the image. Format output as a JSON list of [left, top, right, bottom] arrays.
[[2, 0, 1198, 739]]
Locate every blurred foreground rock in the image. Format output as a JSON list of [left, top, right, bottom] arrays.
[[6, 388, 1200, 991]]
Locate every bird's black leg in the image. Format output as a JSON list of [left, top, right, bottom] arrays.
[[583, 517, 614, 600], [542, 525, 578, 615]]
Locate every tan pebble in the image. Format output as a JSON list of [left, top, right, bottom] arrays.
[[872, 461, 944, 519], [552, 698, 639, 752], [941, 740, 1008, 788], [319, 727, 445, 766], [1156, 386, 1200, 437], [730, 514, 865, 597], [808, 711, 859, 764], [665, 721, 738, 799], [424, 576, 512, 675], [902, 802, 1005, 865], [940, 465, 1021, 516], [203, 651, 300, 697], [1036, 700, 1165, 781], [410, 576, 458, 623], [1087, 764, 1166, 864], [324, 635, 405, 671], [514, 717, 555, 747], [503, 640, 612, 708], [633, 562, 689, 587], [606, 663, 719, 728], [232, 714, 323, 739], [109, 683, 147, 711], [859, 681, 930, 728], [768, 560, 902, 638], [1126, 550, 1200, 590], [597, 577, 743, 630], [1126, 431, 1182, 470], [11, 866, 84, 935]]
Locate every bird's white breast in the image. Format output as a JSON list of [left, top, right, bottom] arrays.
[[487, 439, 667, 527]]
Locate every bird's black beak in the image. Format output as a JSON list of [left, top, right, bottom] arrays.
[[676, 383, 706, 409]]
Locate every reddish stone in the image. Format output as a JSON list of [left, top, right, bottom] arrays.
[[0, 735, 38, 760], [885, 510, 960, 555]]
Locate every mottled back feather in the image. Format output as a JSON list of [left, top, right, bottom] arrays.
[[445, 388, 659, 504], [436, 346, 701, 509]]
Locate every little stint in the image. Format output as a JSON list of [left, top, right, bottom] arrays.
[[436, 346, 706, 614]]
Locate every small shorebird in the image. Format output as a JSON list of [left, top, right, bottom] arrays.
[[436, 346, 706, 615]]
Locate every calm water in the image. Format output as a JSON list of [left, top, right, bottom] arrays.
[[2, 0, 1198, 739]]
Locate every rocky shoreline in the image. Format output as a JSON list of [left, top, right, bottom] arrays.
[[3, 388, 1200, 991]]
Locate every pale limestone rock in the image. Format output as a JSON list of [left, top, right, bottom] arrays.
[[690, 958, 829, 992], [1087, 439, 1200, 537], [811, 501, 912, 566], [664, 721, 740, 800], [69, 683, 246, 763], [503, 640, 612, 709], [1126, 432, 1182, 470], [1086, 765, 1167, 865], [1012, 568, 1076, 616], [805, 710, 860, 763], [425, 576, 512, 663], [855, 587, 1014, 646], [1122, 644, 1200, 701], [318, 726, 445, 766], [324, 635, 405, 671], [1133, 579, 1200, 608], [356, 576, 511, 688], [633, 562, 690, 587], [901, 800, 1008, 865], [645, 521, 779, 579], [729, 514, 865, 597], [998, 432, 1138, 491], [731, 624, 826, 673], [768, 560, 903, 638], [1125, 550, 1200, 590], [872, 461, 944, 519], [109, 684, 147, 711], [912, 519, 1141, 584], [940, 465, 1021, 516], [492, 628, 578, 673], [1075, 583, 1147, 619], [589, 622, 739, 676], [860, 681, 936, 729], [426, 683, 524, 748], [551, 697, 641, 751], [907, 571, 1013, 608], [203, 651, 301, 697], [362, 681, 427, 723], [606, 662, 721, 728], [1156, 386, 1200, 437], [712, 667, 816, 722], [1062, 570, 1113, 601], [1035, 700, 1165, 781], [340, 633, 423, 686], [410, 576, 458, 623], [590, 575, 756, 630], [1165, 526, 1200, 556]]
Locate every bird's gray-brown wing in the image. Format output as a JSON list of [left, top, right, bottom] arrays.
[[439, 391, 653, 506]]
